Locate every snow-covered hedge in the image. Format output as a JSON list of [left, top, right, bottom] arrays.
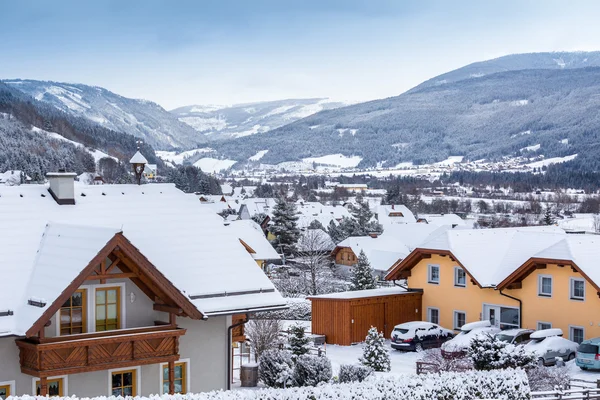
[[293, 354, 332, 386], [254, 298, 311, 321], [338, 364, 373, 383], [11, 368, 529, 400]]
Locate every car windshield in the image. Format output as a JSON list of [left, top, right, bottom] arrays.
[[496, 334, 515, 343], [578, 344, 599, 354], [394, 328, 409, 334]]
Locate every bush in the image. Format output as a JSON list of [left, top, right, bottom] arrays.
[[468, 334, 536, 370], [258, 349, 295, 388], [360, 327, 391, 372], [527, 365, 571, 391], [338, 364, 373, 383], [418, 348, 473, 373], [254, 298, 312, 320], [293, 354, 332, 386]]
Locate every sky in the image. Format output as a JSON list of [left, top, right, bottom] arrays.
[[2, 0, 600, 110]]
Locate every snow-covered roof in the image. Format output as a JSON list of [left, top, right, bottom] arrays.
[[0, 183, 286, 335], [297, 229, 336, 252], [335, 235, 410, 272], [220, 183, 233, 195], [380, 224, 454, 251], [416, 213, 466, 227], [309, 287, 407, 300], [295, 202, 351, 229], [225, 220, 280, 261], [376, 205, 416, 225], [129, 151, 148, 164], [240, 198, 277, 217]]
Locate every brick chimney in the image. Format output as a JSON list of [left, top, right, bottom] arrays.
[[47, 171, 76, 205]]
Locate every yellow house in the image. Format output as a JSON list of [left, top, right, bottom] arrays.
[[224, 220, 280, 271], [386, 227, 600, 343]]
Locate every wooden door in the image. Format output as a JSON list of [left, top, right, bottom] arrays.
[[351, 303, 385, 343]]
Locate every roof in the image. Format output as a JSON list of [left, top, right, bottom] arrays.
[[335, 235, 410, 272], [308, 287, 408, 300], [297, 229, 336, 252], [239, 198, 277, 217], [225, 220, 280, 261], [376, 205, 416, 225], [129, 151, 148, 164], [380, 224, 454, 251], [416, 213, 466, 227], [0, 183, 286, 335]]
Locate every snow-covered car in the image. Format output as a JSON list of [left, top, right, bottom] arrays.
[[524, 328, 578, 366], [441, 320, 500, 358], [495, 329, 534, 345], [390, 321, 454, 351]]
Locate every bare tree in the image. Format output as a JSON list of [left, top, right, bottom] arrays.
[[593, 214, 600, 233], [296, 229, 335, 295], [245, 319, 283, 362]]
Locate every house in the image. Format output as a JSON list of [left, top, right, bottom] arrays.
[[224, 220, 281, 270], [0, 173, 286, 397], [220, 183, 233, 196], [415, 213, 466, 228], [376, 205, 416, 226], [385, 226, 600, 343], [295, 201, 351, 229], [238, 198, 278, 219], [334, 183, 368, 192], [143, 164, 157, 179]]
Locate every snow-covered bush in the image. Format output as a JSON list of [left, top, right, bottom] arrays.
[[468, 334, 536, 370], [360, 327, 391, 372], [254, 298, 312, 320], [245, 319, 283, 362], [293, 354, 332, 386], [527, 365, 570, 391], [338, 364, 373, 383], [419, 348, 473, 373], [258, 349, 295, 388], [287, 324, 311, 357]]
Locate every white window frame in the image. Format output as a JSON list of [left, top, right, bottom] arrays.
[[537, 321, 552, 331], [0, 380, 15, 398], [32, 375, 68, 396], [159, 358, 191, 395], [428, 264, 440, 284], [453, 310, 466, 330], [108, 365, 141, 397], [427, 307, 440, 325], [537, 274, 553, 297], [569, 325, 585, 344], [454, 267, 466, 287], [570, 278, 586, 301]]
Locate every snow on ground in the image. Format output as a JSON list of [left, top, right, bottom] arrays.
[[511, 99, 529, 106], [179, 116, 227, 132], [249, 150, 269, 162], [520, 144, 541, 152], [511, 130, 532, 138], [303, 154, 362, 168], [527, 154, 578, 168], [193, 157, 237, 173], [561, 138, 569, 145], [566, 359, 600, 381], [32, 127, 115, 163], [434, 156, 464, 166], [156, 148, 214, 165]]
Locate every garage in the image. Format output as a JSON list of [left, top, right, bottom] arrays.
[[308, 287, 423, 345]]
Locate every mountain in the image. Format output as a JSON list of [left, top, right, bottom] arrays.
[[206, 52, 600, 169], [170, 98, 348, 139], [3, 79, 205, 150]]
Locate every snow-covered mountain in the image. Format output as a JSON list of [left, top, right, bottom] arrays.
[[3, 79, 205, 150], [170, 98, 348, 139]]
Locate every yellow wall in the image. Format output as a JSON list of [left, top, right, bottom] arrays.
[[519, 263, 600, 339], [408, 255, 518, 330], [255, 259, 264, 268]]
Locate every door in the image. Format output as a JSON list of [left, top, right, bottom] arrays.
[[483, 305, 501, 328], [351, 303, 385, 343]]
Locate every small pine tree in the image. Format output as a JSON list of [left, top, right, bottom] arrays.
[[351, 250, 377, 291], [360, 327, 391, 372], [542, 206, 555, 226], [270, 197, 301, 256], [288, 324, 311, 357]]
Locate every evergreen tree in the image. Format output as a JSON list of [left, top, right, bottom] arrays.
[[352, 201, 373, 227], [351, 250, 377, 291], [542, 206, 555, 225], [270, 197, 301, 256], [360, 327, 391, 372], [287, 324, 311, 357], [307, 219, 326, 231]]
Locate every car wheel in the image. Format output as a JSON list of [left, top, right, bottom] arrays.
[[581, 366, 588, 370], [568, 353, 576, 361], [415, 343, 423, 352], [538, 358, 545, 367]]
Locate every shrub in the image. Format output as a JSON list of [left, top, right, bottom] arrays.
[[360, 327, 391, 372], [293, 354, 333, 386], [254, 298, 312, 321], [258, 349, 295, 388], [245, 319, 283, 362], [468, 334, 536, 370], [418, 348, 473, 373], [338, 364, 373, 383], [527, 365, 571, 391]]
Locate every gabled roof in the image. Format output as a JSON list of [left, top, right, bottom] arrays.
[[0, 183, 286, 333], [129, 151, 148, 164], [376, 205, 416, 225], [225, 220, 280, 261], [333, 235, 410, 272], [416, 213, 466, 227]]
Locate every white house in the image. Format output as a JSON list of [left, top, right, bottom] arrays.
[[376, 205, 416, 226]]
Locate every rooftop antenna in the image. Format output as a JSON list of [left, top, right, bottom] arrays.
[[129, 140, 148, 185]]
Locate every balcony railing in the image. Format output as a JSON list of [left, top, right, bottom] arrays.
[[16, 325, 186, 377]]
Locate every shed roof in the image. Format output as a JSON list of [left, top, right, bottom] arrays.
[[309, 287, 409, 300]]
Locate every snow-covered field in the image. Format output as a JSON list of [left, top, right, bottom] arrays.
[[156, 148, 214, 165], [32, 127, 115, 163], [302, 154, 363, 168], [526, 154, 578, 168], [193, 157, 237, 173], [249, 150, 269, 161]]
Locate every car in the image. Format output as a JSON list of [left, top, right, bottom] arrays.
[[495, 329, 534, 345], [390, 321, 454, 351], [576, 337, 600, 370], [524, 328, 578, 366], [441, 320, 500, 358]]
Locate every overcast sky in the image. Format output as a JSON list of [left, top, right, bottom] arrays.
[[2, 0, 600, 109]]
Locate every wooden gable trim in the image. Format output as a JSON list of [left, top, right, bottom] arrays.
[[238, 239, 256, 254], [385, 248, 483, 288], [26, 233, 202, 337]]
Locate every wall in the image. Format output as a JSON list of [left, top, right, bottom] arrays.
[[335, 248, 357, 267], [407, 255, 517, 330]]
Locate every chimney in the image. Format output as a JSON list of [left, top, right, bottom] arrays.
[[391, 204, 395, 210], [47, 171, 76, 205], [368, 232, 380, 238]]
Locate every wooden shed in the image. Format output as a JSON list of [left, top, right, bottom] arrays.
[[308, 287, 422, 346]]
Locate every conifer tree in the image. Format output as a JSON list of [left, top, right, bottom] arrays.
[[351, 250, 377, 291], [360, 327, 391, 372], [542, 206, 555, 225], [270, 197, 301, 256], [287, 324, 311, 357]]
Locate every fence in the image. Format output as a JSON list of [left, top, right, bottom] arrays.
[[531, 388, 600, 400], [415, 361, 438, 375]]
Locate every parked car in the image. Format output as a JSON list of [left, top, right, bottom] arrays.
[[441, 320, 500, 358], [495, 329, 534, 345], [390, 321, 454, 351], [524, 328, 578, 366], [576, 337, 600, 370]]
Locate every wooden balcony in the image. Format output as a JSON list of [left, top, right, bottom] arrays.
[[16, 325, 186, 377]]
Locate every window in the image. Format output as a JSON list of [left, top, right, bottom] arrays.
[[60, 289, 86, 335], [570, 278, 585, 301], [454, 267, 466, 287], [0, 382, 13, 400], [454, 311, 466, 330], [35, 378, 64, 396], [570, 326, 585, 344], [162, 362, 187, 394], [538, 275, 552, 297], [96, 287, 120, 331], [428, 264, 440, 284], [111, 369, 136, 396], [537, 322, 552, 331], [427, 308, 439, 325]]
